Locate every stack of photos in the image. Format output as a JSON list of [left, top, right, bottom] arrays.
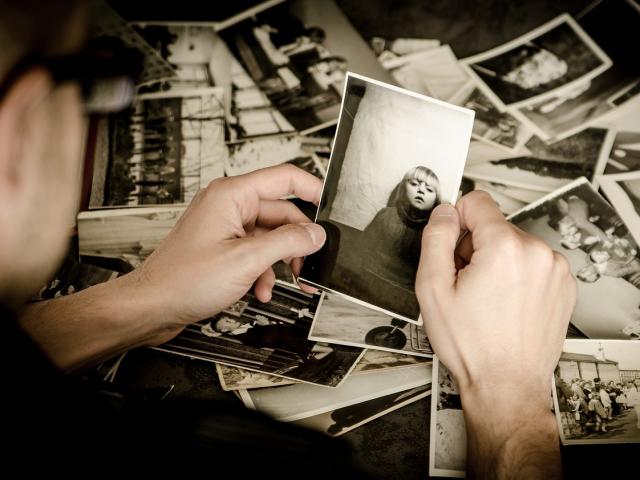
[[153, 282, 364, 387], [507, 178, 640, 339], [553, 339, 640, 445], [71, 0, 640, 467], [300, 72, 474, 322]]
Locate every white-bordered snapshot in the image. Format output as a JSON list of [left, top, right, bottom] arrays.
[[216, 363, 298, 391], [598, 171, 640, 246], [553, 339, 640, 445], [238, 361, 433, 422], [308, 293, 432, 357], [507, 177, 640, 339], [449, 78, 531, 154], [429, 357, 466, 478], [461, 14, 612, 109], [299, 72, 474, 323], [292, 384, 431, 437], [464, 127, 615, 192], [600, 130, 640, 175]]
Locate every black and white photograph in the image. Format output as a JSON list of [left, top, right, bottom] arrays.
[[224, 134, 327, 178], [154, 282, 364, 387], [215, 363, 297, 391], [462, 14, 612, 109], [598, 171, 640, 245], [386, 45, 470, 102], [601, 131, 640, 175], [553, 339, 640, 445], [308, 293, 432, 357], [90, 88, 227, 208], [429, 357, 466, 478], [449, 80, 531, 153], [218, 0, 393, 133], [78, 206, 185, 267], [352, 350, 432, 373], [464, 127, 615, 192], [292, 384, 431, 437], [238, 361, 432, 422], [507, 178, 640, 339], [608, 80, 640, 108], [300, 72, 474, 322]]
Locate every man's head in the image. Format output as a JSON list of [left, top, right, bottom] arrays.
[[0, 1, 87, 308]]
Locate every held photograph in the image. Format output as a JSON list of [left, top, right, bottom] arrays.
[[308, 293, 432, 357], [553, 339, 640, 445], [154, 282, 364, 387], [597, 171, 640, 245], [507, 178, 640, 339], [300, 72, 474, 322], [462, 14, 612, 109]]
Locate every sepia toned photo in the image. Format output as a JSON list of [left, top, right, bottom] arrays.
[[352, 350, 432, 373], [429, 357, 466, 478], [154, 282, 364, 387], [508, 178, 640, 339], [308, 293, 432, 357], [238, 361, 432, 422], [465, 127, 615, 192], [553, 339, 640, 445], [387, 45, 470, 102], [292, 384, 431, 437], [300, 73, 474, 322], [78, 206, 185, 268], [598, 171, 640, 245], [90, 88, 227, 208], [218, 0, 392, 133], [449, 79, 531, 153], [462, 14, 612, 109], [215, 363, 297, 391], [601, 131, 640, 175]]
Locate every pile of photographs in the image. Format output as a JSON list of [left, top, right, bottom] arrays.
[[68, 0, 640, 474]]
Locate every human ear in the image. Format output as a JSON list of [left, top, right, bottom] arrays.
[[0, 67, 53, 199]]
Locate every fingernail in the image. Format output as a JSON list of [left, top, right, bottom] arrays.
[[302, 223, 326, 247], [433, 203, 456, 217]]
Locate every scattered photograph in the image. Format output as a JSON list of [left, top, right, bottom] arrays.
[[300, 73, 474, 322], [308, 293, 432, 357], [90, 88, 227, 208], [386, 45, 470, 101], [153, 282, 364, 387], [602, 131, 640, 175], [238, 361, 433, 422], [462, 14, 612, 108], [224, 134, 327, 178], [507, 178, 640, 339], [449, 79, 531, 153], [464, 127, 615, 192], [78, 206, 185, 268], [608, 80, 640, 107], [429, 357, 466, 478], [553, 339, 640, 445], [598, 171, 640, 245], [292, 384, 431, 437], [371, 36, 441, 70], [215, 363, 297, 391], [352, 350, 432, 373], [218, 0, 393, 133]]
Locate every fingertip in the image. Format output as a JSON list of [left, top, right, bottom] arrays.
[[301, 223, 326, 248]]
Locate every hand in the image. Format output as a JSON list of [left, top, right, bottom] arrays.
[[128, 164, 326, 340], [415, 191, 576, 478]]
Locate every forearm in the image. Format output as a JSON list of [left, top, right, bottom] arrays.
[[18, 273, 180, 373], [461, 385, 562, 480]]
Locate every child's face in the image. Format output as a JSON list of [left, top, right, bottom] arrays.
[[406, 176, 436, 211]]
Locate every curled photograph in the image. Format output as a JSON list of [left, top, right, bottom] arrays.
[[300, 72, 474, 322]]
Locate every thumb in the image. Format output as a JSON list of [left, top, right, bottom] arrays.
[[242, 222, 326, 277], [416, 204, 461, 293]]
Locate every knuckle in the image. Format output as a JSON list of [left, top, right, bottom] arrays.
[[495, 229, 523, 257]]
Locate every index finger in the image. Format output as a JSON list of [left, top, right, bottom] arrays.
[[237, 164, 324, 205], [456, 190, 512, 250]]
